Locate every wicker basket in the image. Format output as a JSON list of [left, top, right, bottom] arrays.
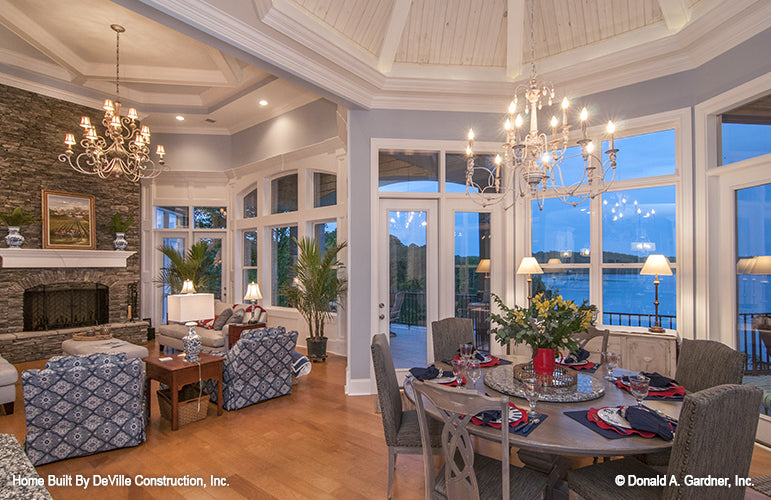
[[156, 383, 209, 426]]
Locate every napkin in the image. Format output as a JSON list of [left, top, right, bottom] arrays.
[[640, 372, 677, 389], [615, 379, 686, 400], [471, 403, 528, 428], [587, 408, 656, 438], [564, 347, 590, 364], [624, 406, 676, 440], [409, 365, 451, 380]]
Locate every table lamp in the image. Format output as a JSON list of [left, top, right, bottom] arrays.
[[475, 259, 490, 278], [747, 255, 771, 275], [243, 282, 263, 323], [640, 255, 672, 333], [516, 257, 543, 307], [167, 280, 214, 362]]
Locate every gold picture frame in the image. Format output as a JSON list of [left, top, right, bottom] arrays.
[[42, 190, 96, 250]]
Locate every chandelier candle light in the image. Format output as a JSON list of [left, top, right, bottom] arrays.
[[59, 24, 165, 182], [464, 0, 618, 209]]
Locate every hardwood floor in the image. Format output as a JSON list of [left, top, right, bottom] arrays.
[[0, 340, 769, 499]]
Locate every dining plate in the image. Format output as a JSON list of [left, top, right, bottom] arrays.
[[597, 407, 632, 429], [428, 376, 457, 384], [488, 406, 524, 425], [477, 355, 493, 364], [620, 379, 670, 392], [561, 359, 589, 367]]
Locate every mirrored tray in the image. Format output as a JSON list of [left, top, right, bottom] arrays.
[[484, 365, 605, 403]]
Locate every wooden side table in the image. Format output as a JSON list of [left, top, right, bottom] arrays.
[[145, 352, 224, 431], [227, 322, 266, 348]]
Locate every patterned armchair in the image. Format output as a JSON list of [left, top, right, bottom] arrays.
[[22, 353, 146, 466], [203, 327, 297, 411]]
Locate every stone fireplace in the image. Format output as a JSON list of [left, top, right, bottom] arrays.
[[23, 282, 109, 331]]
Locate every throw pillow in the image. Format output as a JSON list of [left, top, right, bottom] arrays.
[[211, 307, 233, 330], [226, 308, 245, 325]]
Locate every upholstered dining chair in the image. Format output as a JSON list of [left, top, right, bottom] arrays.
[[675, 339, 746, 393], [371, 334, 441, 499], [570, 384, 762, 500], [432, 317, 474, 363], [410, 377, 548, 499]]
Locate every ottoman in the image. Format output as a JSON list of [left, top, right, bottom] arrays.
[[0, 356, 18, 415], [62, 339, 149, 359]]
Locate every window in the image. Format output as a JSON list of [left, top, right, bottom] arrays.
[[272, 225, 298, 306], [155, 207, 188, 228], [314, 221, 337, 255], [454, 212, 492, 349], [603, 129, 676, 180], [271, 174, 298, 214], [379, 151, 439, 192], [160, 237, 185, 322], [198, 238, 223, 299], [193, 207, 227, 229], [720, 94, 771, 166], [446, 153, 500, 194], [314, 173, 337, 207], [243, 230, 258, 295], [243, 188, 258, 218]]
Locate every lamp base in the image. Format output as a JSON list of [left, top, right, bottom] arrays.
[[182, 321, 202, 363], [648, 325, 665, 333]]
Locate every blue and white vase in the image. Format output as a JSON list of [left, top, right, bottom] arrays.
[[182, 323, 202, 363], [4, 226, 23, 248], [113, 232, 128, 251]]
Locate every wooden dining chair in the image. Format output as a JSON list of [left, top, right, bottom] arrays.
[[571, 325, 609, 361], [432, 317, 474, 363], [410, 377, 548, 500], [569, 384, 763, 500], [371, 334, 442, 498]]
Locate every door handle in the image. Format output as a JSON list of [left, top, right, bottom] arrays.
[[379, 303, 385, 308], [379, 314, 385, 320]]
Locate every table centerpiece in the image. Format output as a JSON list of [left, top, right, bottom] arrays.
[[490, 292, 597, 376]]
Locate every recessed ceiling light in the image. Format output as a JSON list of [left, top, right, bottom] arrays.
[[175, 115, 185, 121], [259, 100, 268, 106]]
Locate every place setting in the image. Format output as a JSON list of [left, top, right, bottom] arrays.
[[444, 342, 512, 368], [556, 347, 599, 372], [564, 373, 678, 440], [614, 371, 686, 400], [471, 376, 548, 436]]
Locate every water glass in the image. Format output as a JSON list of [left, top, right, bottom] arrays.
[[460, 343, 473, 360], [452, 358, 466, 384], [629, 374, 650, 406], [602, 351, 621, 381], [467, 359, 482, 391], [522, 376, 542, 419]]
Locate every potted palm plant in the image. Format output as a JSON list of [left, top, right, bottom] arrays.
[[282, 237, 347, 362], [489, 292, 596, 375], [110, 212, 133, 251], [0, 207, 38, 248], [153, 241, 218, 294]]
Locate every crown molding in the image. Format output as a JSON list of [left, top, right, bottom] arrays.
[[225, 136, 343, 180], [0, 73, 101, 109]]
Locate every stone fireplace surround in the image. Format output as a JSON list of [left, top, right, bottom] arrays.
[[0, 268, 147, 364]]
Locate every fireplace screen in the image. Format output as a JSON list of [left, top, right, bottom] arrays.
[[23, 283, 109, 331]]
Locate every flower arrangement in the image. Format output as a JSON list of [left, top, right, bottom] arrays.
[[489, 292, 597, 353]]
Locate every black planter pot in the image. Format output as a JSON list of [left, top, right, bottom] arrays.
[[306, 336, 328, 362]]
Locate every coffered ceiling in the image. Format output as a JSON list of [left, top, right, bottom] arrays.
[[0, 0, 769, 135]]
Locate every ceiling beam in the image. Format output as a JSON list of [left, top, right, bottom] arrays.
[[506, 0, 525, 80], [206, 46, 242, 85], [378, 0, 412, 74], [658, 0, 691, 32]]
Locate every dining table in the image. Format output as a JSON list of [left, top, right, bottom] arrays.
[[403, 354, 683, 499]]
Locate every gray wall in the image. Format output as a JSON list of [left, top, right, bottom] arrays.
[[346, 27, 771, 381], [153, 133, 232, 172]]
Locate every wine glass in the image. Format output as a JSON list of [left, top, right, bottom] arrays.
[[602, 351, 621, 381], [452, 358, 466, 384], [467, 359, 482, 391], [460, 343, 473, 361], [629, 374, 650, 406], [522, 376, 542, 420]]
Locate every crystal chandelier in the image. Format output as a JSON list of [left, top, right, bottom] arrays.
[[59, 24, 165, 182], [464, 0, 618, 209]]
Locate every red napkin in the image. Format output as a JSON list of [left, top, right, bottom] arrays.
[[587, 408, 656, 438], [471, 402, 528, 428], [615, 380, 686, 399], [557, 361, 595, 370], [453, 355, 501, 368]]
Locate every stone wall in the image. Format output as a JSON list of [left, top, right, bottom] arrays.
[[0, 84, 143, 361]]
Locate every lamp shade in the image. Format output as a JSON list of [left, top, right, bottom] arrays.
[[475, 259, 491, 274], [243, 282, 262, 302], [640, 255, 673, 276], [748, 255, 771, 275], [180, 279, 196, 294], [516, 257, 543, 275], [167, 293, 215, 323]]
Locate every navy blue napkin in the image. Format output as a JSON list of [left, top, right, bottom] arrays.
[[474, 351, 487, 362], [640, 372, 677, 389], [409, 365, 444, 380], [624, 406, 676, 440], [564, 347, 590, 364]]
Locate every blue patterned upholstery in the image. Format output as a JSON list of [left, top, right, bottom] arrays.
[[22, 353, 145, 466], [202, 327, 297, 411]]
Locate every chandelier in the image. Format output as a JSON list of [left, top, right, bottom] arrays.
[[59, 24, 165, 182], [464, 0, 618, 209]]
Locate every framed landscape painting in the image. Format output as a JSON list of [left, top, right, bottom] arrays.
[[42, 190, 96, 250]]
